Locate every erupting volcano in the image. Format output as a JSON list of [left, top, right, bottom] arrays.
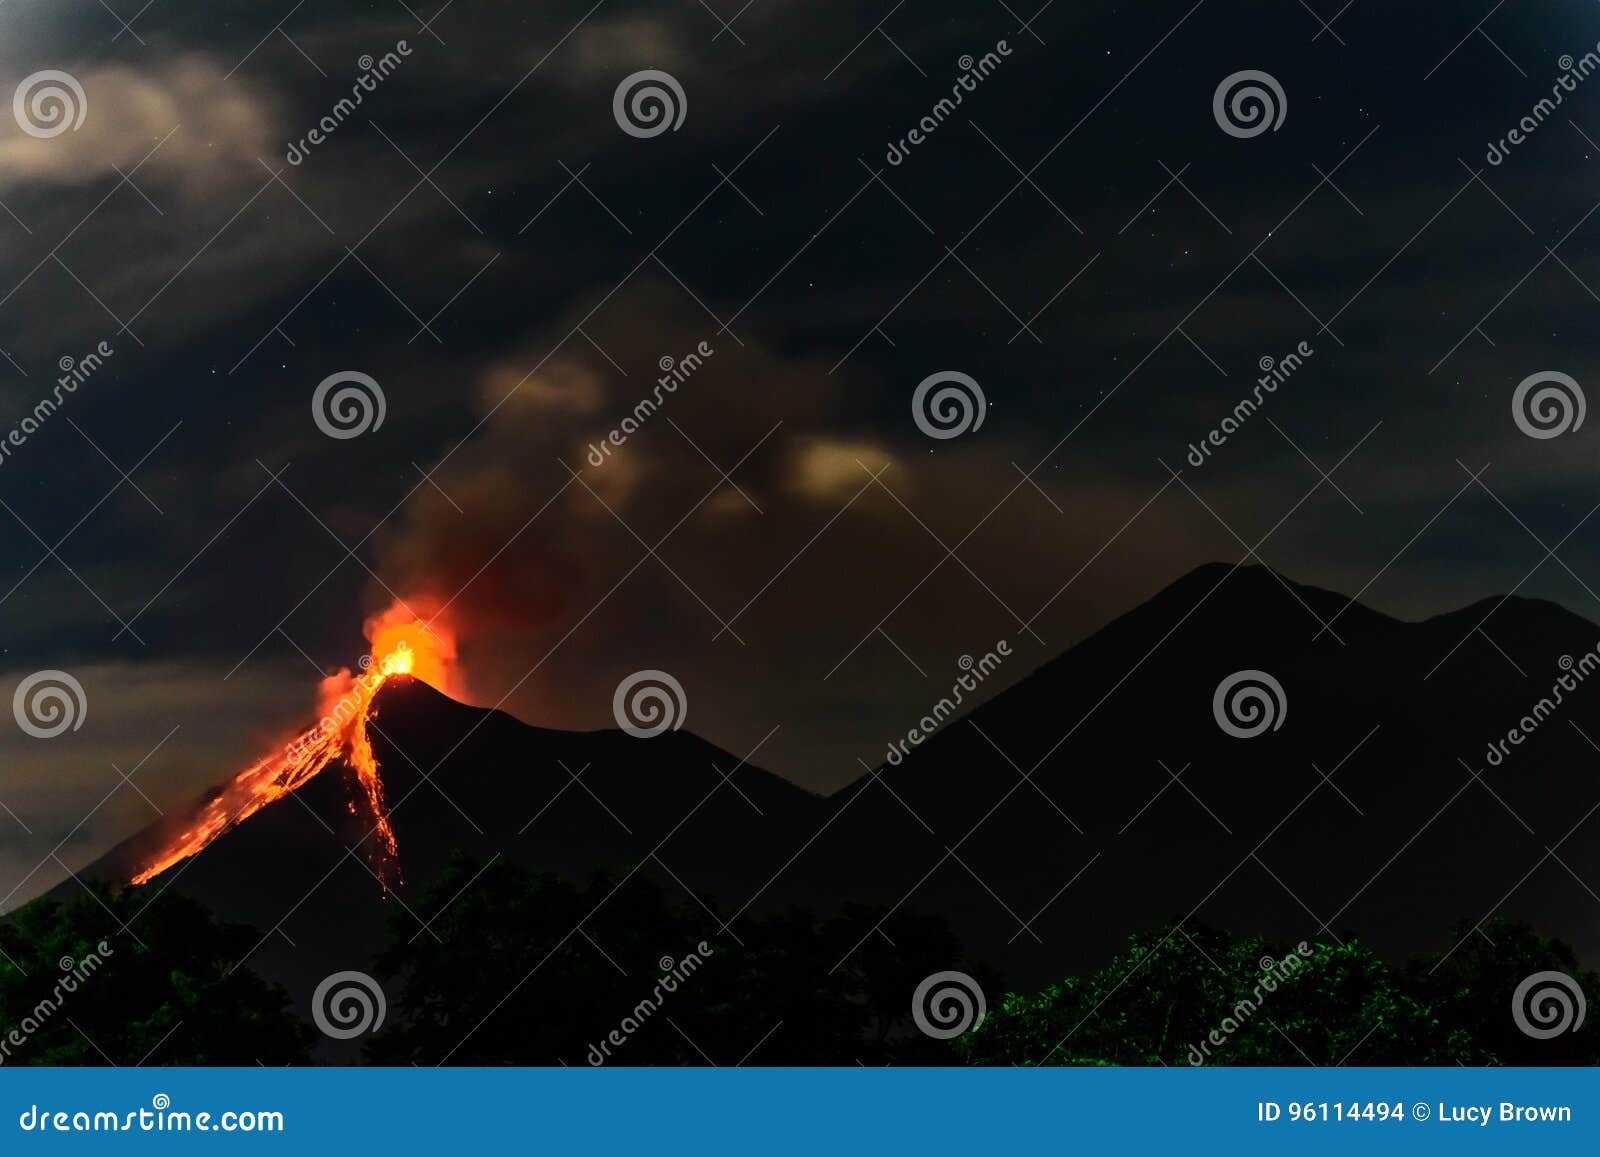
[[130, 600, 461, 891]]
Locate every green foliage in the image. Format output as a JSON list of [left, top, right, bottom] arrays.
[[1408, 917, 1600, 1066], [366, 854, 990, 1065], [11, 864, 1590, 1069], [954, 922, 1590, 1067], [0, 884, 312, 1066]]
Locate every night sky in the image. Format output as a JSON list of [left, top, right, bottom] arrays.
[[3, 0, 1600, 903]]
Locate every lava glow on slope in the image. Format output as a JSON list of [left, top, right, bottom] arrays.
[[130, 600, 460, 891]]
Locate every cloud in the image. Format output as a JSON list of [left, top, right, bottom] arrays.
[[789, 437, 895, 501], [0, 55, 278, 194], [479, 357, 609, 418], [355, 279, 1224, 791], [559, 16, 688, 84]]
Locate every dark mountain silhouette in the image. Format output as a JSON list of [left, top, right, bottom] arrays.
[[801, 561, 1600, 983], [71, 686, 828, 1040], [60, 562, 1600, 1042]]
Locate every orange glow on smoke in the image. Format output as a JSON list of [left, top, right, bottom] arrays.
[[129, 598, 459, 891]]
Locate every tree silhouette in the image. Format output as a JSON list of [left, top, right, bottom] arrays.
[[0, 884, 312, 1065], [956, 924, 1498, 1066], [1407, 917, 1599, 1066], [365, 854, 988, 1065], [12, 864, 1586, 1067]]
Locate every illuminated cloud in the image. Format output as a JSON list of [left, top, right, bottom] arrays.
[[0, 56, 278, 194], [789, 438, 895, 502]]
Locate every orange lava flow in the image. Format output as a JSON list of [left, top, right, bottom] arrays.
[[130, 599, 459, 891]]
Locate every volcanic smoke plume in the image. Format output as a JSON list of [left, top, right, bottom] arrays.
[[130, 599, 461, 890]]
